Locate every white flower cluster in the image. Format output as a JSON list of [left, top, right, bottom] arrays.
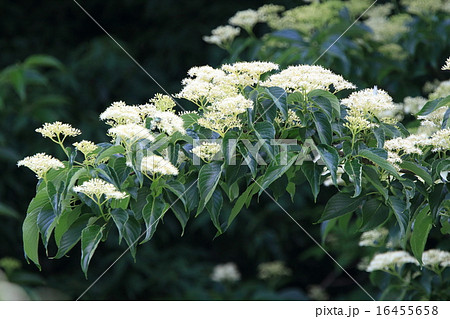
[[366, 251, 418, 272], [428, 80, 450, 100], [100, 99, 185, 139], [359, 228, 389, 247], [400, 96, 427, 115], [422, 249, 450, 268], [149, 93, 176, 112], [384, 134, 426, 155], [222, 61, 279, 87], [100, 101, 141, 126], [257, 261, 292, 280], [178, 63, 267, 136], [191, 142, 221, 162], [35, 122, 81, 139], [275, 109, 302, 128], [442, 57, 450, 71], [197, 95, 253, 135], [257, 4, 284, 22], [343, 88, 396, 118], [17, 153, 65, 179], [140, 155, 179, 176], [73, 140, 98, 156], [262, 65, 356, 93], [177, 65, 238, 105], [402, 0, 450, 16], [365, 13, 411, 43], [210, 262, 241, 282], [108, 123, 154, 143], [151, 111, 186, 135], [427, 128, 450, 152], [343, 88, 396, 134], [203, 25, 240, 48], [73, 178, 128, 200], [229, 9, 260, 31]]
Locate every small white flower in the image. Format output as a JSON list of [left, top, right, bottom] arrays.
[[151, 111, 186, 135], [366, 251, 418, 272], [229, 9, 260, 31], [17, 153, 65, 179], [211, 262, 241, 282], [73, 178, 128, 200], [262, 64, 356, 93], [191, 142, 221, 162], [442, 57, 450, 71], [108, 124, 154, 143], [141, 155, 179, 176], [359, 228, 389, 247], [73, 140, 98, 155], [257, 261, 292, 280], [422, 249, 450, 268], [36, 122, 81, 139], [203, 25, 240, 47], [100, 101, 142, 126]]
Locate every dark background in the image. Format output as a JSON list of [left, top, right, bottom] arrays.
[[0, 0, 419, 300]]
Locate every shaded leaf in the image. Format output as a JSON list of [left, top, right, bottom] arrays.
[[81, 225, 105, 278], [318, 192, 364, 222]]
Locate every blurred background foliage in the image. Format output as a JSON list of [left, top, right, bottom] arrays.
[[0, 0, 447, 300]]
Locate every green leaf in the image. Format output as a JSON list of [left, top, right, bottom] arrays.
[[164, 180, 186, 208], [308, 89, 340, 117], [142, 195, 169, 243], [254, 121, 275, 160], [257, 153, 298, 195], [9, 67, 26, 100], [287, 91, 304, 105], [54, 214, 92, 259], [318, 192, 364, 222], [359, 148, 401, 179], [130, 188, 151, 220], [312, 111, 332, 145], [228, 183, 256, 228], [311, 96, 332, 120], [22, 207, 41, 269], [23, 55, 64, 70], [54, 206, 81, 246], [197, 162, 223, 214], [122, 214, 141, 259], [0, 203, 19, 219], [185, 179, 199, 212], [286, 182, 296, 202], [301, 161, 321, 201], [37, 204, 57, 249], [47, 181, 63, 217], [416, 95, 450, 116], [81, 225, 105, 278], [363, 166, 389, 201], [22, 188, 51, 268], [344, 159, 362, 198], [429, 184, 447, 221], [388, 196, 409, 237], [96, 145, 125, 164], [320, 219, 337, 245], [265, 87, 288, 120], [411, 206, 432, 264], [165, 191, 189, 235], [206, 189, 223, 234], [360, 198, 390, 232], [373, 127, 385, 148], [110, 208, 129, 244], [316, 144, 339, 185], [181, 112, 200, 128], [399, 161, 432, 186]]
